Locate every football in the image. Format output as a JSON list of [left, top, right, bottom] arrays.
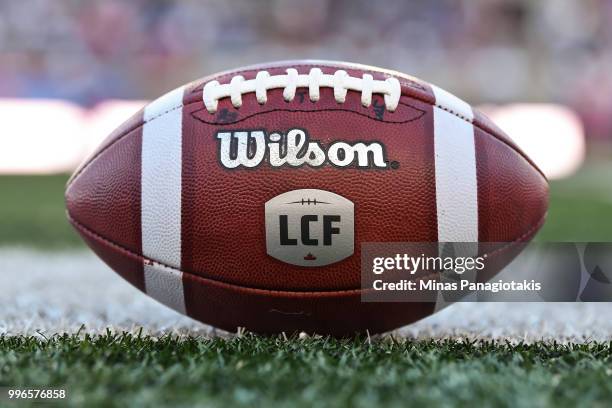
[[65, 60, 548, 336]]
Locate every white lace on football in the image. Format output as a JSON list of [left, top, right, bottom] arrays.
[[202, 68, 402, 113]]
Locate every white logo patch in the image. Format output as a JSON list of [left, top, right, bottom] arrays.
[[265, 189, 354, 267]]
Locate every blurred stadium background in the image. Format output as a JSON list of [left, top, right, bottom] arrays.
[[2, 0, 610, 175], [1, 0, 612, 339]]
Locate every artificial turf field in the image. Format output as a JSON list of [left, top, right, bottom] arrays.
[[2, 333, 612, 407], [1, 163, 611, 407]]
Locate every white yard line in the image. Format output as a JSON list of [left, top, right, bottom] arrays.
[[1, 247, 611, 342]]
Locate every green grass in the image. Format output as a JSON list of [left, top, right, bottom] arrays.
[[0, 174, 82, 248], [537, 162, 612, 241], [0, 332, 611, 408]]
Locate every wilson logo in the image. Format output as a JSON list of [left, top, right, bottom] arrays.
[[216, 128, 393, 169]]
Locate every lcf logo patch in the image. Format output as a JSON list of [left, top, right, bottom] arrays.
[[265, 189, 354, 267]]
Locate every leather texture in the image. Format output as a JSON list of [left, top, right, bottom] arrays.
[[65, 60, 549, 336]]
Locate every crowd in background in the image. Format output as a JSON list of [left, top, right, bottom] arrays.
[[1, 0, 612, 140]]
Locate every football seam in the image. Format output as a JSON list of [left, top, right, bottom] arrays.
[[67, 211, 547, 295], [66, 76, 545, 190], [190, 102, 427, 125]]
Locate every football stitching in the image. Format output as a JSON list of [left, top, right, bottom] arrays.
[[202, 68, 402, 113], [210, 63, 428, 91], [67, 211, 547, 295]]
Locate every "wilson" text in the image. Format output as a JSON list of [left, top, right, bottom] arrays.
[[216, 128, 390, 169]]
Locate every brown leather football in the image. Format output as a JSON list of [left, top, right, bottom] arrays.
[[65, 60, 548, 336]]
